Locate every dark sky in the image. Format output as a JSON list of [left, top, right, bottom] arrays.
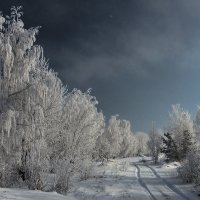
[[1, 0, 200, 132]]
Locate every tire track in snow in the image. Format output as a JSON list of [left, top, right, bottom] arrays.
[[145, 164, 191, 200], [134, 164, 157, 200]]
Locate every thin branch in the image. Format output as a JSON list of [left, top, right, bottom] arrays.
[[8, 84, 31, 98]]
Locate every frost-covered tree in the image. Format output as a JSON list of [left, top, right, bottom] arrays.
[[179, 149, 200, 184], [24, 67, 65, 189], [0, 7, 65, 188], [104, 115, 136, 158], [161, 132, 178, 161], [95, 133, 111, 165], [181, 130, 196, 159], [0, 6, 142, 193], [119, 120, 136, 157], [135, 132, 149, 156], [105, 115, 123, 158], [194, 106, 200, 142], [148, 128, 162, 164], [178, 106, 200, 184], [52, 89, 104, 192], [167, 104, 195, 160]]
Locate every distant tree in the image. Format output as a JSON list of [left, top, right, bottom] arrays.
[[105, 115, 123, 158], [135, 132, 149, 156], [194, 106, 200, 142], [148, 128, 162, 164], [119, 120, 136, 157], [167, 104, 195, 160], [104, 115, 136, 158], [161, 132, 179, 161], [180, 130, 196, 159]]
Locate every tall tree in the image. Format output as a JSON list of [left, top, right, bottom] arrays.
[[52, 89, 105, 192], [181, 130, 196, 159], [161, 132, 178, 161], [135, 132, 149, 156], [0, 7, 65, 188], [167, 104, 195, 160], [148, 127, 162, 164], [105, 115, 136, 158], [194, 105, 200, 142]]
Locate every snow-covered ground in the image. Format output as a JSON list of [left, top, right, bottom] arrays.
[[0, 188, 66, 200], [0, 157, 199, 200]]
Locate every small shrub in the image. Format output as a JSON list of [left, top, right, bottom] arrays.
[[178, 150, 200, 184], [79, 159, 93, 180], [54, 160, 72, 194], [119, 161, 129, 171], [0, 162, 21, 187], [26, 165, 47, 190]]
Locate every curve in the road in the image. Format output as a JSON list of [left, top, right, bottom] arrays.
[[134, 164, 157, 200], [145, 164, 191, 200]]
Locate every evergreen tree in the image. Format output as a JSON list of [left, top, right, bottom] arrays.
[[162, 131, 196, 161], [181, 130, 195, 159], [167, 104, 194, 161], [161, 132, 179, 161]]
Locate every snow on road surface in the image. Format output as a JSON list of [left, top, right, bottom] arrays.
[[67, 158, 151, 200], [67, 157, 200, 200], [134, 163, 191, 200], [0, 157, 199, 200]]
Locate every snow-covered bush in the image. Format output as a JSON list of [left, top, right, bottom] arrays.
[[0, 161, 21, 187], [178, 150, 200, 184], [95, 134, 111, 165], [26, 165, 44, 190], [54, 160, 72, 193], [119, 160, 129, 171], [79, 159, 94, 180]]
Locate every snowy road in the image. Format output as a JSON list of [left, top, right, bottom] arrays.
[[134, 163, 193, 200], [67, 158, 200, 200], [67, 158, 152, 200], [0, 158, 199, 200]]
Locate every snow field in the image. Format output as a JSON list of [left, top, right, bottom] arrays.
[[0, 157, 199, 200]]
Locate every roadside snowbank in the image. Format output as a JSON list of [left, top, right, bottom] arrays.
[[0, 188, 66, 200]]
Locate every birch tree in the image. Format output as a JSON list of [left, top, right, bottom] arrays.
[[104, 116, 136, 158], [119, 120, 136, 157], [105, 115, 123, 158], [52, 89, 104, 192], [0, 7, 65, 188], [135, 132, 149, 156], [148, 127, 162, 164]]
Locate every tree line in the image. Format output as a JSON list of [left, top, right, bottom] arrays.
[[0, 7, 149, 193]]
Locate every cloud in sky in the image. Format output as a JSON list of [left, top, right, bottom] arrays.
[[41, 0, 200, 85], [2, 0, 200, 131]]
